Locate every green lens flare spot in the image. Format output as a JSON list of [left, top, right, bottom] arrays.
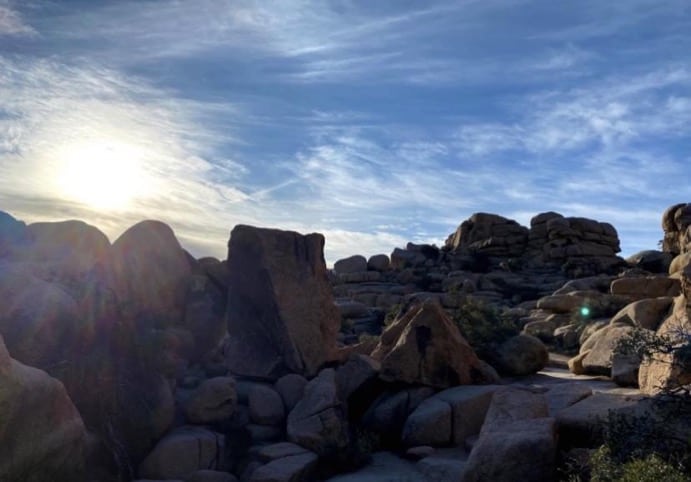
[[580, 307, 591, 317]]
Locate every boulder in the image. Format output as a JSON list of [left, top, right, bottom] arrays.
[[626, 250, 673, 273], [274, 374, 308, 413], [0, 263, 81, 369], [254, 442, 312, 463], [578, 324, 636, 376], [183, 376, 237, 424], [6, 220, 111, 286], [225, 225, 340, 379], [462, 418, 557, 482], [249, 384, 286, 426], [286, 368, 349, 456], [610, 276, 680, 298], [494, 334, 548, 376], [367, 254, 390, 271], [609, 297, 673, 330], [138, 426, 226, 480], [334, 255, 367, 274], [362, 387, 435, 438], [402, 385, 499, 447], [0, 335, 87, 482], [463, 387, 555, 481], [249, 452, 318, 482], [371, 301, 496, 388], [111, 220, 192, 327], [445, 212, 528, 257]]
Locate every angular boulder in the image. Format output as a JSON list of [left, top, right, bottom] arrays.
[[286, 368, 349, 456], [225, 225, 340, 379], [371, 301, 497, 388]]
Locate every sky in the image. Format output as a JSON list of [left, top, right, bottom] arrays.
[[1, 0, 690, 264]]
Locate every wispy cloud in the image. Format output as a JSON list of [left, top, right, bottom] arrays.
[[0, 2, 36, 37]]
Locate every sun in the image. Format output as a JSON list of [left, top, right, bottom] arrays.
[[56, 140, 147, 210]]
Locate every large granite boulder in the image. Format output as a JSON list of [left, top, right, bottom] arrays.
[[138, 426, 227, 480], [286, 368, 349, 456], [371, 301, 497, 388], [0, 263, 81, 369], [462, 388, 555, 482], [2, 219, 111, 288], [0, 334, 87, 482], [111, 220, 192, 327], [445, 213, 528, 257], [493, 334, 549, 376], [225, 225, 340, 379]]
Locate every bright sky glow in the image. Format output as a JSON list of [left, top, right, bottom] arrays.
[[1, 1, 690, 263], [55, 140, 148, 210]]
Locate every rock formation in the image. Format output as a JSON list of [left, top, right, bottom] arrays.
[[225, 225, 340, 379]]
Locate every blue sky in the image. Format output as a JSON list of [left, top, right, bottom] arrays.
[[1, 0, 690, 263]]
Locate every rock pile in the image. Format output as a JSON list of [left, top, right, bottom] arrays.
[[1, 202, 690, 482]]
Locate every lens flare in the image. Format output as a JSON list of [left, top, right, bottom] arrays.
[[580, 306, 591, 317]]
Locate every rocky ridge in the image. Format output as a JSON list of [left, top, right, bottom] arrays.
[[0, 204, 689, 482]]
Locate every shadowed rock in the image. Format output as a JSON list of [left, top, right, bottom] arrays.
[[225, 225, 340, 379]]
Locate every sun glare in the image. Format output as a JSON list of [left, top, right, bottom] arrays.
[[56, 140, 147, 210]]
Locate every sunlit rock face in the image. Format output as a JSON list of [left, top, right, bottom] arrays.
[[225, 225, 340, 380], [662, 203, 691, 255], [371, 301, 497, 388]]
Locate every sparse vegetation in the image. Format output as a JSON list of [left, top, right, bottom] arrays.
[[451, 296, 519, 358]]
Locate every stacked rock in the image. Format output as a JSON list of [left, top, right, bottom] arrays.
[[662, 203, 691, 255], [445, 213, 529, 258]]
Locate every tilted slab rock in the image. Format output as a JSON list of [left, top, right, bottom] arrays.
[[225, 225, 340, 379], [371, 301, 497, 388]]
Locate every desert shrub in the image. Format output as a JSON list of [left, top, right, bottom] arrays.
[[451, 296, 519, 358], [597, 326, 691, 477], [561, 446, 688, 482]]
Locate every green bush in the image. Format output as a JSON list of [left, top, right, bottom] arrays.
[[588, 446, 688, 482], [451, 296, 519, 358]]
